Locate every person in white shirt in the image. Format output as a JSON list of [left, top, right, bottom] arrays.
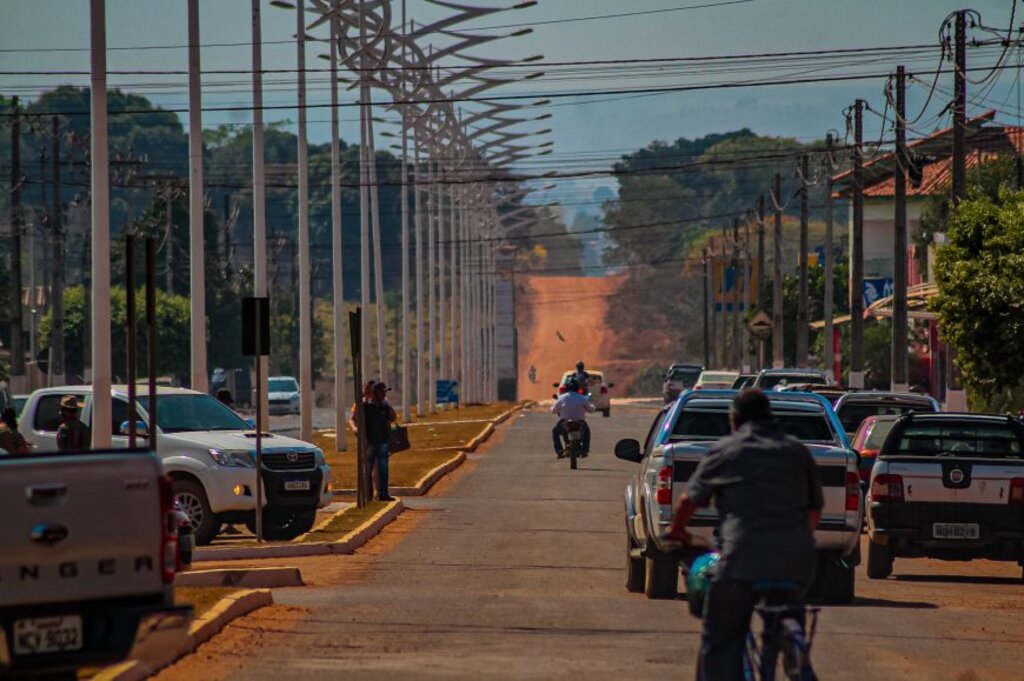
[[551, 377, 595, 457]]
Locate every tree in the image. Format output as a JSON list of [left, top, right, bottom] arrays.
[[930, 188, 1024, 398]]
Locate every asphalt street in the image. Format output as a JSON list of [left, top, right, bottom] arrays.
[[159, 405, 1024, 681]]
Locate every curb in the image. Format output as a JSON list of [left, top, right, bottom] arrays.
[[390, 452, 466, 497], [175, 566, 304, 589], [292, 502, 354, 543], [93, 589, 273, 681], [193, 499, 404, 562]]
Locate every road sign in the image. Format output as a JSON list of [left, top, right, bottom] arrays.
[[436, 380, 459, 404], [748, 310, 773, 339], [713, 259, 760, 312], [863, 278, 893, 309]]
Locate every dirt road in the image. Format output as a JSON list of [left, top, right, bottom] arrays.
[[516, 275, 626, 402], [158, 407, 1024, 681]]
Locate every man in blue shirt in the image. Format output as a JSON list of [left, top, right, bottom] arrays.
[[550, 377, 595, 457]]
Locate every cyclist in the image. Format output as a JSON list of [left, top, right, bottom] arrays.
[[550, 376, 594, 458], [667, 389, 823, 681]]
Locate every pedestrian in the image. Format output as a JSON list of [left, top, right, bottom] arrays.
[[56, 395, 91, 453], [348, 380, 376, 434], [0, 406, 30, 454], [350, 382, 397, 501], [215, 388, 235, 409]]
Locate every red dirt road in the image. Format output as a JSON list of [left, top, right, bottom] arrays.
[[516, 275, 626, 401]]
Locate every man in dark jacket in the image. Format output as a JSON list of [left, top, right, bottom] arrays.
[[57, 395, 91, 452], [360, 382, 397, 501]]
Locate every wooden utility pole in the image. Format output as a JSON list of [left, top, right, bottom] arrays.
[[893, 66, 909, 391], [823, 133, 836, 384], [772, 173, 784, 368], [165, 188, 174, 294], [757, 194, 766, 314], [797, 154, 809, 367], [732, 217, 742, 370], [850, 100, 865, 388], [952, 10, 967, 205], [9, 97, 25, 386], [702, 247, 710, 368], [719, 226, 728, 368], [50, 116, 65, 386]]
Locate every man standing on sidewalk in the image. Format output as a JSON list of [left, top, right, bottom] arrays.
[[353, 382, 397, 501]]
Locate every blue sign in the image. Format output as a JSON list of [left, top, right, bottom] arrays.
[[435, 380, 459, 404], [863, 278, 893, 308]]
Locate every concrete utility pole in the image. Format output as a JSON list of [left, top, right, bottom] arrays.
[[295, 0, 313, 442], [703, 248, 710, 368], [251, 0, 269, 427], [823, 133, 836, 385], [719, 228, 728, 368], [187, 0, 207, 393], [328, 1, 347, 450], [90, 0, 112, 447], [772, 172, 784, 368], [797, 154, 809, 367], [399, 1, 411, 422], [952, 10, 967, 205], [892, 66, 909, 391], [732, 217, 742, 371], [757, 194, 766, 314], [50, 116, 65, 386], [850, 100, 865, 389], [9, 97, 25, 388], [165, 189, 174, 293]]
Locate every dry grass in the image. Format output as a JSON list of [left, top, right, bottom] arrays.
[[300, 501, 390, 543], [175, 586, 240, 618]]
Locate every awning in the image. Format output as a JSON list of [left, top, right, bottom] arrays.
[[809, 314, 851, 331], [808, 283, 938, 330]]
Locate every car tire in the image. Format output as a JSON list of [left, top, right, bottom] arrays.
[[626, 534, 646, 593], [260, 509, 318, 541], [818, 557, 856, 605], [173, 479, 218, 546], [602, 408, 610, 418], [866, 541, 893, 580], [644, 544, 678, 599]]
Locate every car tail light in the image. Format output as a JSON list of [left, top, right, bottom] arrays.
[[871, 473, 904, 503], [159, 475, 179, 584], [600, 386, 608, 394], [846, 471, 861, 511], [1009, 478, 1024, 505], [858, 449, 879, 484], [656, 465, 673, 505]]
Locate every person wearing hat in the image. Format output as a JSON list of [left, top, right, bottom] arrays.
[[56, 395, 90, 453], [357, 382, 397, 501]]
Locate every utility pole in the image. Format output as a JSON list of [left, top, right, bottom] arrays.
[[295, 0, 313, 442], [165, 188, 174, 294], [9, 97, 25, 389], [757, 194, 766, 313], [772, 172, 784, 368], [732, 217, 742, 371], [797, 154, 809, 367], [50, 116, 65, 386], [186, 0, 207, 393], [719, 227, 728, 368], [328, 1, 347, 450], [952, 10, 967, 205], [702, 247, 710, 368], [893, 66, 909, 391], [850, 100, 865, 389], [823, 133, 836, 385]]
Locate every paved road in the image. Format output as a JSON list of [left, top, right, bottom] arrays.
[[160, 406, 1024, 681]]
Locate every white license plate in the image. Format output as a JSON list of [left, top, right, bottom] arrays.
[[284, 480, 311, 491], [14, 615, 83, 655], [932, 523, 980, 540]]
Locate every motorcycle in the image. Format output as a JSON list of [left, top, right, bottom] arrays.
[[563, 419, 586, 470]]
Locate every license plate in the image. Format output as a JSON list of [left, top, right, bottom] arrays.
[[284, 480, 311, 491], [932, 523, 980, 540], [14, 615, 83, 655]]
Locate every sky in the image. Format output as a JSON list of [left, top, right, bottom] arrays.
[[1, 0, 1021, 219]]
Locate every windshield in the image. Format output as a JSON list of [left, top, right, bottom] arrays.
[[891, 421, 1022, 458], [863, 420, 896, 450], [268, 378, 298, 393], [141, 394, 251, 433], [670, 408, 837, 444], [758, 373, 827, 389], [701, 373, 736, 384], [669, 368, 702, 387], [838, 402, 931, 433]]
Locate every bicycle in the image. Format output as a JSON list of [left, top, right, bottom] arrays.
[[742, 581, 819, 681]]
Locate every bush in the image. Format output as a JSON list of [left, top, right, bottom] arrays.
[[633, 363, 669, 397]]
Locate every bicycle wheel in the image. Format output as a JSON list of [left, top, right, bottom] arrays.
[[780, 623, 818, 681]]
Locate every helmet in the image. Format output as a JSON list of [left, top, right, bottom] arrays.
[[564, 377, 580, 393], [576, 360, 585, 371], [685, 551, 720, 618]]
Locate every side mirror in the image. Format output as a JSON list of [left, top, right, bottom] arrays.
[[614, 438, 643, 464], [119, 420, 149, 437], [245, 418, 257, 429]]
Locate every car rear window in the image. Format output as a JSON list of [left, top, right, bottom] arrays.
[[670, 408, 835, 443], [759, 374, 827, 389], [863, 420, 896, 450], [891, 422, 1022, 458], [670, 368, 702, 386], [838, 402, 933, 433]]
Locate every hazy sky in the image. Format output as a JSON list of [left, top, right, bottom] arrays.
[[2, 0, 1020, 214]]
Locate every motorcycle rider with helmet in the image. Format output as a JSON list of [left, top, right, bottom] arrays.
[[550, 376, 594, 458], [571, 360, 591, 393]]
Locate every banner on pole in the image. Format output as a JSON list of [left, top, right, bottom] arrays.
[[713, 259, 759, 313]]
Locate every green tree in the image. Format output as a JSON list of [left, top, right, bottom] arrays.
[[930, 188, 1024, 398]]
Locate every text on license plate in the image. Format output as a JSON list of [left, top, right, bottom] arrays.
[[932, 523, 980, 540], [14, 615, 83, 655], [284, 480, 311, 491]]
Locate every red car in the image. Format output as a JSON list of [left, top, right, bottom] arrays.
[[850, 414, 901, 485]]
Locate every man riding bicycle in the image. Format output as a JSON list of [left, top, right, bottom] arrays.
[[668, 389, 823, 681], [550, 376, 594, 458]]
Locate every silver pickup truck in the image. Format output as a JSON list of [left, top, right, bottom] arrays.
[[0, 449, 191, 678], [615, 390, 863, 604], [866, 412, 1024, 580]]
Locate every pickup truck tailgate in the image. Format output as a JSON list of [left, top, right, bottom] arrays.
[[0, 453, 166, 608]]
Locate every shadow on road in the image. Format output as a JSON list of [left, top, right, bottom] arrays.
[[848, 596, 938, 609], [893, 574, 1023, 586]]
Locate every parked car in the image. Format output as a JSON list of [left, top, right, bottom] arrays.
[[615, 390, 862, 604], [731, 374, 756, 390], [833, 391, 939, 440], [662, 364, 703, 402], [555, 370, 613, 417], [268, 376, 301, 416], [694, 370, 739, 390], [12, 394, 28, 417], [751, 368, 829, 390], [0, 448, 192, 677], [850, 414, 900, 486], [778, 383, 851, 406], [866, 412, 1024, 580], [21, 386, 333, 545]]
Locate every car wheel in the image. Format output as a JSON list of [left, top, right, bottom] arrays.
[[260, 509, 318, 541], [173, 479, 218, 546], [818, 556, 856, 605], [866, 541, 893, 579], [644, 544, 678, 599], [602, 408, 610, 418], [626, 533, 646, 593]]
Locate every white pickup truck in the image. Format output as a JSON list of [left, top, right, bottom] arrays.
[[616, 390, 863, 604], [0, 449, 191, 678], [21, 386, 333, 545]]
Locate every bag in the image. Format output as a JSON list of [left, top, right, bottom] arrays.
[[389, 424, 411, 453]]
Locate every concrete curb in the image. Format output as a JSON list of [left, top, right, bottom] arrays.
[[175, 567, 304, 589], [390, 452, 466, 497], [292, 502, 353, 543], [93, 589, 273, 681], [193, 499, 404, 562]]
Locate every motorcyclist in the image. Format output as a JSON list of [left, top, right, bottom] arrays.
[[550, 376, 594, 458], [571, 360, 591, 393]]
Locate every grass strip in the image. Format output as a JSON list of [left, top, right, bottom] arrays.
[[300, 500, 390, 543], [175, 587, 240, 618]]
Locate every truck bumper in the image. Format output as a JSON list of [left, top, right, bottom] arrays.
[[869, 501, 1024, 561], [0, 597, 192, 677]]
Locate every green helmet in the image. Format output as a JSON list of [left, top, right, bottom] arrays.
[[686, 551, 720, 618]]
